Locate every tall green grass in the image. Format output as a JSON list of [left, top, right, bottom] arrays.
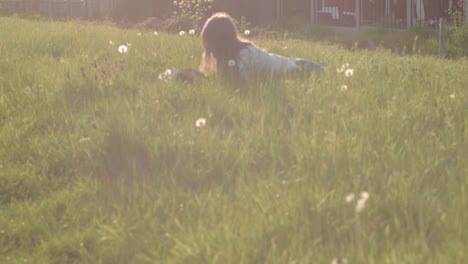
[[0, 17, 467, 263]]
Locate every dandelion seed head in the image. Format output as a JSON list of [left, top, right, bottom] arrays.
[[331, 258, 348, 264], [440, 213, 446, 221], [355, 197, 368, 213], [189, 29, 196, 35], [118, 45, 128, 53], [450, 93, 456, 99], [154, 31, 158, 36], [360, 191, 369, 200], [345, 68, 354, 77], [137, 32, 142, 36], [337, 64, 347, 72], [195, 118, 207, 128], [244, 29, 251, 36], [159, 69, 173, 82], [345, 193, 355, 203], [79, 137, 91, 143], [228, 60, 236, 67], [340, 85, 348, 91], [179, 31, 186, 36]]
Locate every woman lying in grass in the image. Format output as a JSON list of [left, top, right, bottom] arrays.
[[199, 12, 321, 80]]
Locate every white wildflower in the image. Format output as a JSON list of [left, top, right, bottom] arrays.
[[360, 191, 369, 200], [159, 69, 173, 82], [137, 32, 142, 36], [228, 60, 236, 67], [195, 118, 207, 128], [331, 258, 348, 264], [79, 137, 91, 143], [340, 85, 348, 91], [154, 31, 158, 36], [345, 193, 355, 203], [118, 45, 128, 53], [449, 93, 456, 99], [345, 68, 354, 77], [337, 64, 348, 73], [355, 197, 367, 213]]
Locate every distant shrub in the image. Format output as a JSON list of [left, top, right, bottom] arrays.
[[136, 0, 222, 32], [447, 25, 468, 58], [447, 0, 465, 26], [172, 0, 216, 29]]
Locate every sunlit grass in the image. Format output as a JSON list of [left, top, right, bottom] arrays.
[[0, 16, 467, 263]]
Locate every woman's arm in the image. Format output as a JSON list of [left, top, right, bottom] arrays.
[[237, 45, 299, 79]]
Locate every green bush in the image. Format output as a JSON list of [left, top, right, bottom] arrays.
[[447, 25, 468, 58], [112, 0, 216, 27]]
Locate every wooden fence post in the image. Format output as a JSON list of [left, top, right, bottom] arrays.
[[310, 0, 315, 25], [83, 0, 88, 17], [439, 18, 446, 57], [465, 0, 468, 25], [68, 0, 72, 17], [355, 0, 360, 31], [406, 0, 412, 29], [276, 0, 282, 18]]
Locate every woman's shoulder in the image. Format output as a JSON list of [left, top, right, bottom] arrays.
[[239, 44, 263, 54], [238, 44, 270, 61]]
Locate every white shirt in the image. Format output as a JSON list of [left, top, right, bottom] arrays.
[[237, 44, 299, 79]]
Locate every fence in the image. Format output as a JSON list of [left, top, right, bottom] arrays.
[[0, 0, 89, 17], [311, 0, 466, 28]]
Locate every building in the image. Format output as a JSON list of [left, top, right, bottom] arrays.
[[1, 0, 465, 28], [219, 0, 466, 28]]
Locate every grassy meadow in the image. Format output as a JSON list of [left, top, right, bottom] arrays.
[[0, 17, 467, 263]]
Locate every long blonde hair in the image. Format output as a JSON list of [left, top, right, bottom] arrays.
[[200, 12, 251, 78]]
